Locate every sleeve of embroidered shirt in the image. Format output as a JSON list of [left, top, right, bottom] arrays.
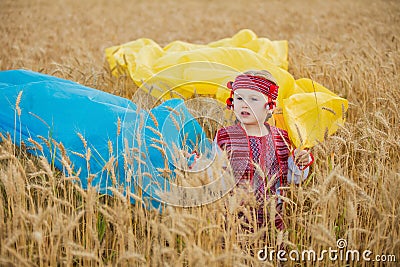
[[188, 137, 226, 171], [185, 135, 234, 198], [287, 155, 311, 184]]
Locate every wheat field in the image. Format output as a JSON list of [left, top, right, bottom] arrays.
[[0, 0, 399, 266]]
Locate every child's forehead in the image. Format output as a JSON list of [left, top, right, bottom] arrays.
[[234, 89, 266, 98]]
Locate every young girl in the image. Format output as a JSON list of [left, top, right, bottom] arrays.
[[216, 70, 313, 231]]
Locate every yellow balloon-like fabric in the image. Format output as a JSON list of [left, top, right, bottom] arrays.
[[105, 29, 348, 148]]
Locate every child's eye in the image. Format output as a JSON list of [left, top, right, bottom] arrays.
[[251, 97, 259, 101], [236, 97, 243, 100]]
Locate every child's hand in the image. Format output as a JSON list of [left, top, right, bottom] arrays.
[[182, 150, 200, 169], [293, 148, 311, 166]]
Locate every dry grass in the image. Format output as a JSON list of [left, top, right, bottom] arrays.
[[1, 0, 399, 266]]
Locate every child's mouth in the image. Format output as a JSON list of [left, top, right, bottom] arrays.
[[241, 111, 251, 116]]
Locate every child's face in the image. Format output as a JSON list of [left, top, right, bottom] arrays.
[[233, 89, 271, 126]]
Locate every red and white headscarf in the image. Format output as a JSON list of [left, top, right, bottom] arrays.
[[229, 74, 279, 99], [226, 72, 279, 109]]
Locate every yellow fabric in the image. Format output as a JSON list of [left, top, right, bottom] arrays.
[[105, 29, 348, 148]]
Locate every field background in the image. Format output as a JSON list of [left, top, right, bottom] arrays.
[[1, 0, 399, 266]]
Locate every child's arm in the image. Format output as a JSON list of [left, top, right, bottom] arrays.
[[183, 140, 232, 192], [186, 138, 225, 171]]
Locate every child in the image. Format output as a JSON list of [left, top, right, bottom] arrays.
[[216, 70, 313, 231]]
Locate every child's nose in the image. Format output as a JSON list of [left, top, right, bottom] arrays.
[[240, 100, 249, 108]]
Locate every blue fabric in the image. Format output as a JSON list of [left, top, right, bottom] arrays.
[[0, 69, 209, 210]]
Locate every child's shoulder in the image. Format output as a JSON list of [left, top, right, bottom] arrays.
[[269, 124, 288, 134], [216, 124, 243, 142], [219, 124, 241, 131], [268, 124, 290, 141], [217, 124, 242, 135]]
